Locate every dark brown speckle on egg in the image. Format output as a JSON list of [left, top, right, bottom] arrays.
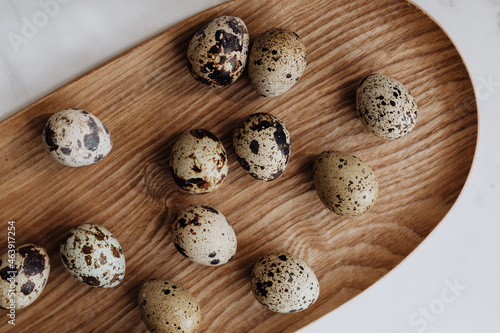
[[41, 109, 112, 167], [251, 253, 319, 313], [171, 205, 236, 266], [248, 28, 307, 97], [18, 245, 45, 277], [170, 129, 228, 194], [356, 73, 418, 140], [20, 280, 35, 295], [0, 244, 50, 309], [138, 279, 201, 333], [59, 224, 126, 288], [313, 150, 378, 217], [187, 16, 249, 88], [233, 113, 291, 182]]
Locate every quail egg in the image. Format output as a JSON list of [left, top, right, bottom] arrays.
[[356, 73, 418, 139], [0, 244, 50, 309], [313, 150, 378, 217], [171, 204, 237, 266], [187, 15, 249, 87], [170, 129, 228, 194], [233, 113, 291, 181], [138, 279, 201, 333], [42, 108, 112, 167], [248, 28, 307, 97], [60, 223, 126, 288], [251, 252, 319, 313]]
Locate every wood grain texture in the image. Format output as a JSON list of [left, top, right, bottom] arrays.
[[0, 0, 477, 332]]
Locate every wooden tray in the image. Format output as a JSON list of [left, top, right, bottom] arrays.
[[0, 0, 477, 332]]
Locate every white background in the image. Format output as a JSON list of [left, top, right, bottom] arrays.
[[0, 0, 499, 332]]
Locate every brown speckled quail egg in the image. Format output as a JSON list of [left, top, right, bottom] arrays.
[[248, 28, 307, 97], [356, 73, 418, 139], [233, 113, 291, 181], [170, 129, 228, 194], [313, 150, 378, 217], [42, 108, 112, 167], [172, 204, 237, 266], [187, 15, 249, 87], [60, 223, 126, 288], [138, 279, 201, 333], [251, 252, 319, 313], [0, 244, 50, 310]]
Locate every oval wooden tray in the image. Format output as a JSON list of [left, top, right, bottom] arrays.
[[0, 0, 477, 332]]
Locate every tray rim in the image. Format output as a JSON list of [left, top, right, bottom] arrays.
[[0, 0, 479, 331], [301, 1, 480, 329]]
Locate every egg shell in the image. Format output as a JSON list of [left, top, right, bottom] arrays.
[[138, 279, 201, 333], [233, 113, 291, 181], [248, 28, 307, 97], [42, 108, 112, 167], [172, 205, 237, 266], [356, 73, 418, 139], [251, 252, 319, 313], [0, 244, 50, 310], [170, 129, 228, 194], [187, 15, 249, 87], [313, 150, 378, 217], [60, 223, 126, 288]]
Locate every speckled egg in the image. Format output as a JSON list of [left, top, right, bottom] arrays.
[[0, 244, 50, 310], [248, 28, 307, 97], [251, 252, 319, 313], [233, 113, 291, 181], [60, 224, 126, 288], [356, 73, 418, 139], [42, 108, 112, 167], [187, 15, 249, 87], [170, 129, 228, 194], [171, 205, 237, 266], [138, 279, 201, 333], [313, 150, 378, 217]]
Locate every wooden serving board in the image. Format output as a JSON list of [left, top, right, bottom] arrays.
[[0, 0, 477, 332]]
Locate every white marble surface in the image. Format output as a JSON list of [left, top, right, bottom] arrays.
[[1, 0, 499, 332]]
